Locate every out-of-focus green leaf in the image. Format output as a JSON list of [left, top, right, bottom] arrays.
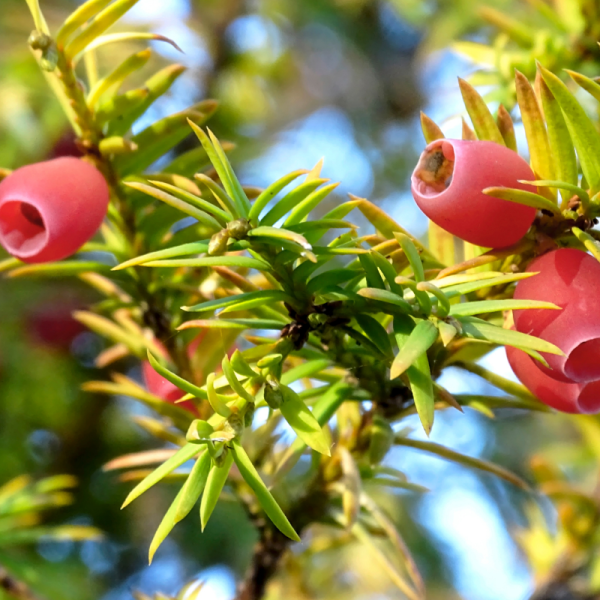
[[479, 5, 534, 45], [81, 31, 182, 56], [361, 493, 425, 598], [56, 0, 113, 47], [458, 78, 504, 145], [456, 362, 539, 403], [87, 48, 151, 107], [339, 447, 361, 527], [428, 221, 455, 267], [7, 261, 110, 278], [231, 439, 300, 541], [0, 525, 103, 546], [109, 64, 186, 136], [64, 0, 142, 58], [73, 311, 146, 356], [121, 444, 200, 508], [117, 102, 218, 176], [449, 299, 560, 317], [394, 437, 530, 490], [280, 386, 331, 456], [457, 316, 563, 355], [148, 484, 184, 564], [96, 88, 149, 128], [483, 186, 561, 215], [348, 518, 421, 600], [539, 64, 600, 194], [200, 452, 233, 531]]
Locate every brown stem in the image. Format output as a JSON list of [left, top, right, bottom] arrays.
[[51, 48, 191, 378], [0, 565, 40, 600], [235, 523, 290, 600]]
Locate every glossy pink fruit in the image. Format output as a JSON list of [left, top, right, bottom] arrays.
[[514, 248, 600, 383], [0, 157, 109, 263], [411, 139, 536, 248], [506, 345, 600, 414]]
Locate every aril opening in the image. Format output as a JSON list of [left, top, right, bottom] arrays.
[[0, 200, 47, 256], [412, 140, 455, 196]]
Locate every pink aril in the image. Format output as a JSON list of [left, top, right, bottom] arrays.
[[0, 157, 109, 263], [506, 345, 600, 414], [411, 139, 536, 248], [513, 248, 600, 383]]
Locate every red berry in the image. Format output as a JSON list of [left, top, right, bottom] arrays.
[[506, 345, 600, 414], [513, 248, 600, 383], [0, 157, 109, 263], [411, 139, 536, 248]]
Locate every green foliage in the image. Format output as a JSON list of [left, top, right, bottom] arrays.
[[7, 0, 600, 598]]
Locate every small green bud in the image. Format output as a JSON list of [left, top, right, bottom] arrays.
[[28, 31, 58, 71], [308, 312, 328, 328], [256, 353, 283, 368], [226, 218, 251, 240], [263, 377, 283, 409], [368, 415, 394, 465], [244, 403, 256, 428], [28, 30, 52, 51], [186, 419, 214, 444], [227, 412, 244, 436], [208, 229, 230, 255]]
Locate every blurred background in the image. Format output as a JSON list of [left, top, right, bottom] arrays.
[[0, 0, 598, 599]]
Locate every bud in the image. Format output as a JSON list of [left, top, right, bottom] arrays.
[[186, 419, 214, 444], [263, 376, 283, 409], [226, 218, 251, 240], [208, 229, 229, 255], [368, 414, 394, 465]]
